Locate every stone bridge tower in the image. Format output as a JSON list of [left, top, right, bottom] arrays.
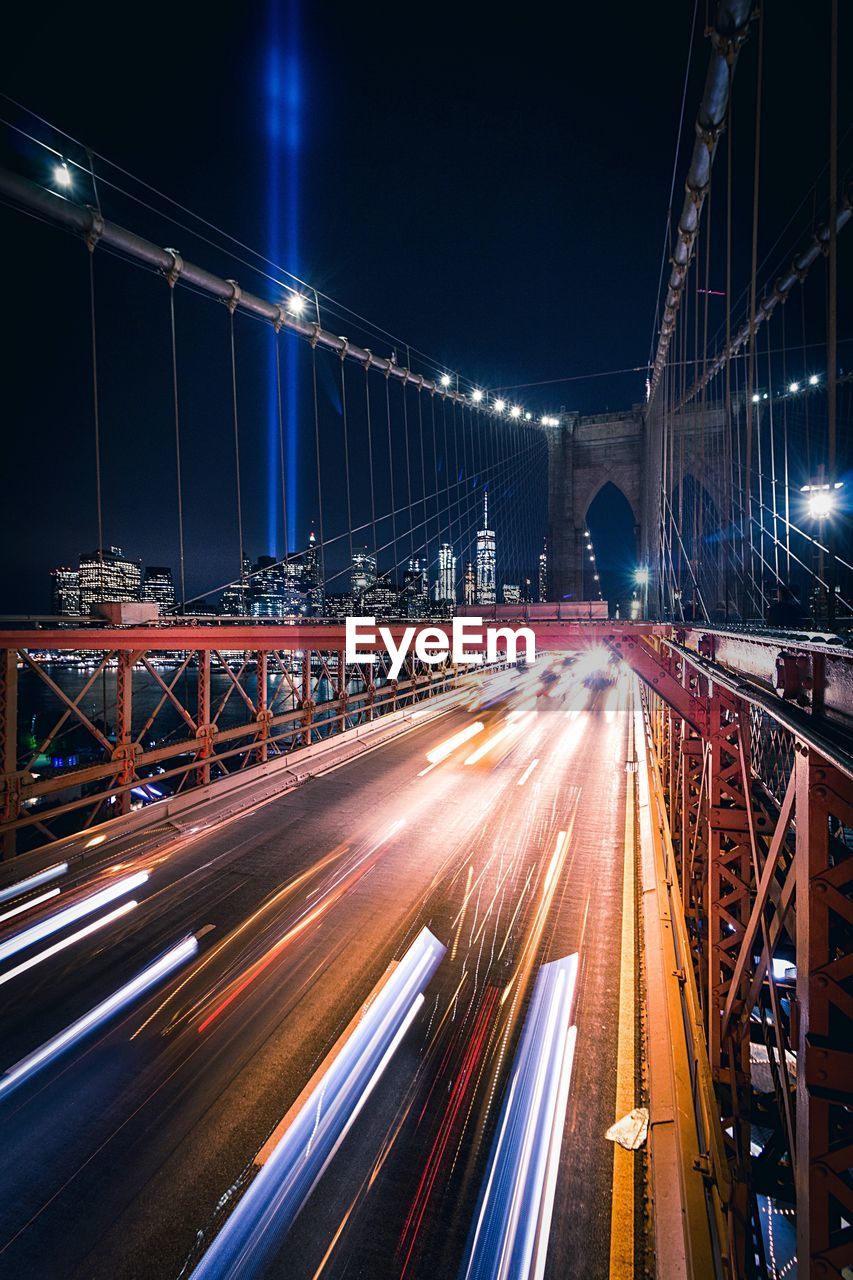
[[543, 404, 726, 603]]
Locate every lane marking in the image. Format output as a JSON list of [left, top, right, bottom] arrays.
[[610, 699, 636, 1278], [517, 758, 539, 787]]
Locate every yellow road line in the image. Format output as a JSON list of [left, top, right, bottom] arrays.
[[610, 703, 636, 1278]]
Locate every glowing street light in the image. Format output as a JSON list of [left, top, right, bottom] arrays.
[[789, 381, 800, 394], [286, 293, 307, 316], [806, 489, 836, 520], [471, 389, 483, 403], [54, 162, 72, 190], [809, 374, 819, 386], [494, 398, 506, 412], [524, 412, 532, 421], [752, 393, 760, 403], [440, 373, 451, 388], [510, 405, 522, 419], [634, 567, 650, 587]]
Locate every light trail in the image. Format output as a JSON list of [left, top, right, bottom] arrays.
[[0, 936, 198, 1100], [0, 900, 138, 989], [0, 871, 148, 964], [463, 955, 579, 1280], [188, 927, 446, 1280], [0, 887, 60, 924], [425, 722, 485, 766], [0, 861, 68, 905], [198, 826, 405, 1034]]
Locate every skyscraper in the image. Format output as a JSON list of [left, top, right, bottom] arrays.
[[51, 566, 80, 616], [403, 558, 429, 618], [476, 490, 496, 604], [538, 538, 548, 602], [351, 548, 377, 599], [248, 555, 306, 617], [302, 528, 324, 615], [221, 557, 251, 615], [437, 543, 456, 603], [78, 547, 142, 616], [464, 561, 475, 605], [142, 566, 176, 613]]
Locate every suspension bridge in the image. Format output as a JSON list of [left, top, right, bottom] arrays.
[[0, 4, 851, 1278]]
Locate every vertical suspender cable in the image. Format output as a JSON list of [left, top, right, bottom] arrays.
[[401, 367, 414, 565], [744, 5, 764, 616], [168, 286, 186, 609], [274, 335, 290, 568], [385, 372, 398, 579], [416, 382, 428, 572], [827, 0, 838, 624], [339, 353, 354, 583], [228, 308, 246, 596], [364, 364, 378, 564], [87, 249, 104, 567], [724, 76, 734, 618], [311, 345, 326, 595]]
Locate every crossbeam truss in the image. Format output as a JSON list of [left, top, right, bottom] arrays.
[[634, 633, 852, 1279]]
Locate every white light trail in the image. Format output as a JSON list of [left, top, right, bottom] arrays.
[[0, 935, 198, 1099], [463, 955, 579, 1280], [0, 887, 60, 924], [0, 871, 148, 965], [188, 927, 445, 1280], [0, 861, 68, 905], [425, 721, 484, 765], [0, 900, 138, 989], [465, 713, 533, 767]]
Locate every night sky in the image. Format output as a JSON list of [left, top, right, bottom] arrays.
[[1, 2, 849, 611]]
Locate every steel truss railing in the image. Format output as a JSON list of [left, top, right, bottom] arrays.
[[0, 635, 496, 857], [627, 630, 853, 1279]]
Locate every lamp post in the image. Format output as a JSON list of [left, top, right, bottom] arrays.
[[634, 567, 650, 620], [802, 480, 842, 626]]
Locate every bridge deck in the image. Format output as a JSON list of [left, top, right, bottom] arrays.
[[0, 666, 640, 1280]]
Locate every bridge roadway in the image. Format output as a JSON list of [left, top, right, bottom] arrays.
[[0, 662, 637, 1280]]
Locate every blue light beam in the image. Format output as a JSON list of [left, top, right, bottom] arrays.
[[266, 0, 302, 554]]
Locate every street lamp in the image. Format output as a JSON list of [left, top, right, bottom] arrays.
[[494, 399, 506, 413], [286, 292, 307, 316], [510, 405, 522, 419], [54, 162, 72, 190], [808, 374, 819, 386], [806, 488, 837, 520], [471, 389, 483, 403], [440, 373, 451, 388], [789, 381, 800, 394], [634, 566, 650, 619]]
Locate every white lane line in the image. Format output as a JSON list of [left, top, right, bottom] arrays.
[[517, 759, 540, 787]]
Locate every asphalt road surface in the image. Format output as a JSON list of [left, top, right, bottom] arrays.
[[0, 659, 636, 1280]]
